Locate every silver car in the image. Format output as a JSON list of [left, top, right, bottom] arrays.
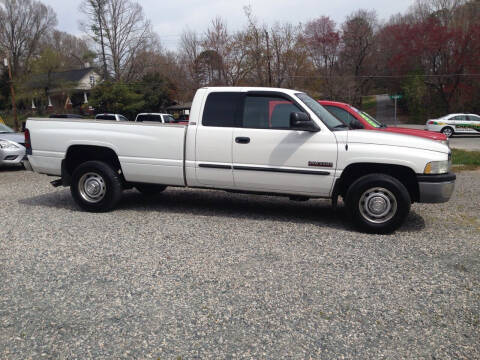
[[0, 123, 26, 167]]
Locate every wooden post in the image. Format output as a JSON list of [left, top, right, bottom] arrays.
[[4, 57, 18, 131]]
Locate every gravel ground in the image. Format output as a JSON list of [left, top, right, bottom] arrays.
[[1, 167, 479, 359]]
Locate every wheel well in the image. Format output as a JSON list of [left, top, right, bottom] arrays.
[[63, 145, 122, 184], [337, 163, 419, 202]]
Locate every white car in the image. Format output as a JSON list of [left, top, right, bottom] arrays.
[[426, 113, 480, 138], [25, 87, 455, 234], [95, 113, 129, 122], [0, 123, 26, 167], [135, 113, 176, 123]]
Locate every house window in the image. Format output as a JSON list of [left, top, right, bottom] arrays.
[[89, 75, 96, 88]]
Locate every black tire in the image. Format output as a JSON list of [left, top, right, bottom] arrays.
[[70, 160, 123, 212], [135, 184, 167, 196], [441, 126, 454, 138], [345, 173, 411, 234]]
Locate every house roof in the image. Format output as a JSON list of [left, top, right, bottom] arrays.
[[29, 67, 99, 89], [166, 102, 192, 111]]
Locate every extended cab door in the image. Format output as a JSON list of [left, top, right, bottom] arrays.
[[194, 92, 243, 188], [232, 92, 338, 196]]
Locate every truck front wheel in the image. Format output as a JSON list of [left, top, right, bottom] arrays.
[[345, 173, 411, 234], [71, 161, 123, 212]]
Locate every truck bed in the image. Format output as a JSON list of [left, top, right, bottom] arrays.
[[26, 118, 188, 186]]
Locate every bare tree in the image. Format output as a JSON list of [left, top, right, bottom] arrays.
[[202, 17, 250, 86], [47, 30, 96, 69], [179, 29, 202, 88], [340, 9, 378, 105], [81, 0, 153, 81], [80, 0, 108, 78], [0, 0, 57, 76]]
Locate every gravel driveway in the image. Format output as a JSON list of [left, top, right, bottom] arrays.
[[1, 168, 479, 359]]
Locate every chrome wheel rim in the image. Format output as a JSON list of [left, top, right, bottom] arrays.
[[359, 187, 397, 224], [442, 128, 453, 137], [78, 172, 106, 203]]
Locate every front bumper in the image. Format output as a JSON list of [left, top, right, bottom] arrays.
[[417, 173, 456, 203], [0, 146, 26, 166]]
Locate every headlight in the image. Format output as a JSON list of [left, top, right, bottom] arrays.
[[424, 159, 451, 174], [0, 140, 19, 149]]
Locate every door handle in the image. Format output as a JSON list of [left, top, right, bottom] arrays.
[[235, 137, 250, 144]]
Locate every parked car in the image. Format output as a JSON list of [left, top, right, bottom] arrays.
[[25, 87, 455, 233], [426, 113, 480, 138], [319, 100, 448, 144], [95, 113, 129, 122], [0, 123, 26, 167], [135, 113, 177, 123], [49, 114, 83, 119]]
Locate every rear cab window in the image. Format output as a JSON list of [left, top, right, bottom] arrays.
[[202, 92, 243, 127]]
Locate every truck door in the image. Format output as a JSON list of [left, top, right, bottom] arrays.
[[195, 92, 243, 188], [232, 92, 337, 196]]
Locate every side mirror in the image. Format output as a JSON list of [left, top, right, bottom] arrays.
[[350, 119, 364, 129], [290, 112, 319, 132]]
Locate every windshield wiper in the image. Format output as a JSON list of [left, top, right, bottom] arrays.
[[333, 124, 348, 130]]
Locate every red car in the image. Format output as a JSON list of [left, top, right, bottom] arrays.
[[319, 100, 447, 142]]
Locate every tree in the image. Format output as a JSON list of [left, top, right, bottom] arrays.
[[340, 10, 378, 105], [139, 72, 175, 112], [303, 16, 341, 98], [89, 81, 144, 119], [47, 31, 96, 69], [80, 0, 108, 78], [80, 0, 153, 81], [0, 0, 57, 76]]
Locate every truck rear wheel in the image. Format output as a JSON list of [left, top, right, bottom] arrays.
[[71, 160, 123, 212], [345, 173, 411, 234]]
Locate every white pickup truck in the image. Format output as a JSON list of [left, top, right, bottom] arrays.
[[24, 87, 455, 233]]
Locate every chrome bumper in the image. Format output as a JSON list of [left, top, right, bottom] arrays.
[[417, 173, 456, 203]]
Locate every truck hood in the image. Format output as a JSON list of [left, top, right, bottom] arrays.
[[0, 132, 25, 144], [344, 129, 450, 154], [380, 127, 447, 141]]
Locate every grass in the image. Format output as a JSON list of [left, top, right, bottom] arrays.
[[451, 149, 480, 166], [361, 95, 377, 111]]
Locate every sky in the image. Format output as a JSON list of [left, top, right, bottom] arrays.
[[42, 0, 417, 50]]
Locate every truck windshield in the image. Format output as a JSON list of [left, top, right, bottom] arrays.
[[296, 93, 346, 130]]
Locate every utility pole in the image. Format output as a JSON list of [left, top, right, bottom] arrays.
[[394, 97, 397, 127], [4, 57, 18, 131]]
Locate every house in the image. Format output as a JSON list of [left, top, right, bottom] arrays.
[[29, 67, 102, 112], [166, 102, 192, 120]]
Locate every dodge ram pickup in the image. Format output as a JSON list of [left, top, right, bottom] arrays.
[[24, 87, 456, 233]]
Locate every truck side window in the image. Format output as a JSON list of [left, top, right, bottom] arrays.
[[243, 95, 303, 129], [203, 92, 243, 127]]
